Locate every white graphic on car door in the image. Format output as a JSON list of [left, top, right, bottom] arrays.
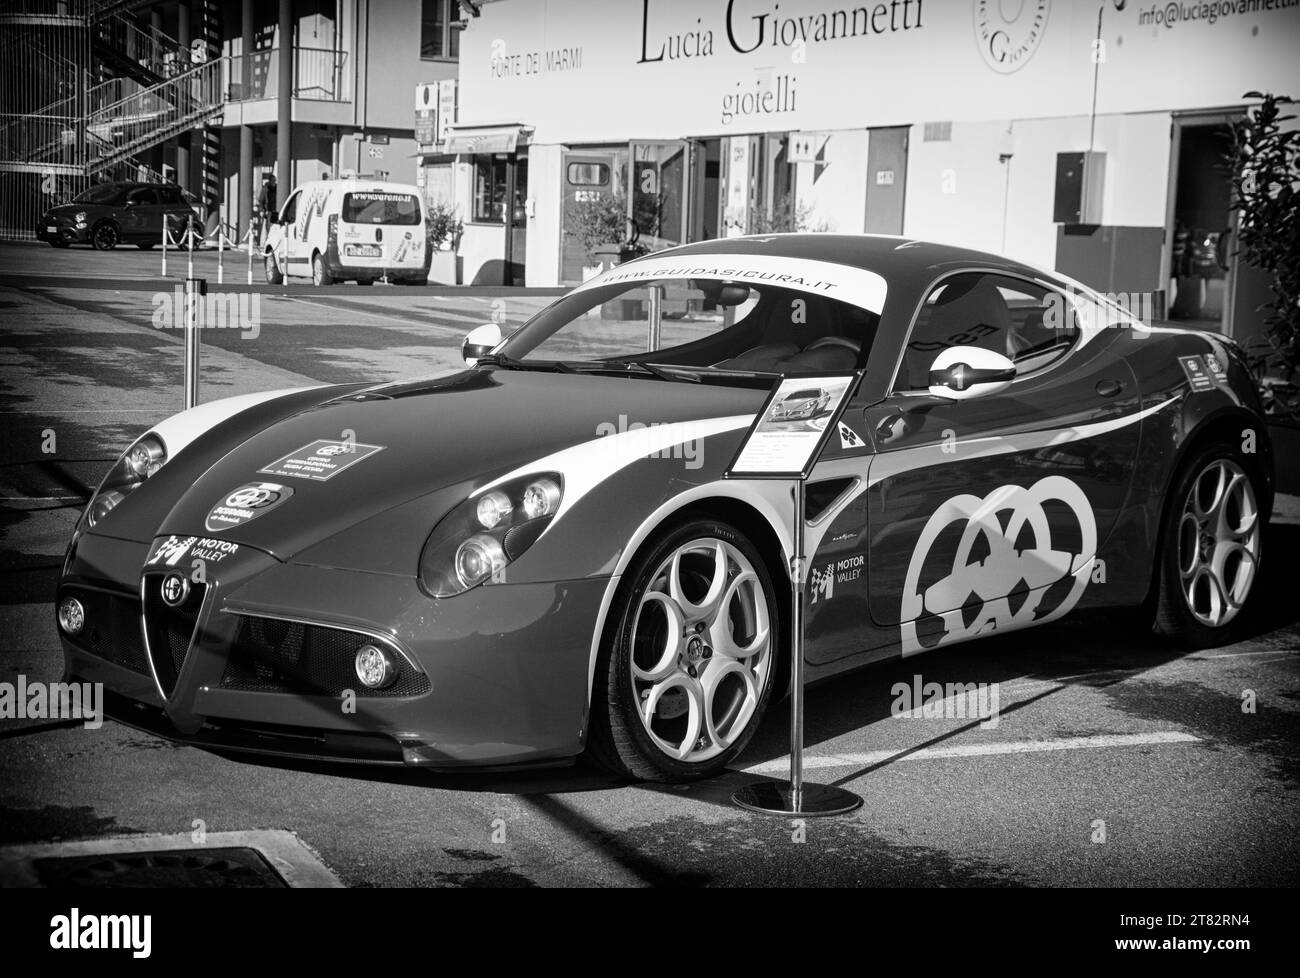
[[900, 475, 1097, 655]]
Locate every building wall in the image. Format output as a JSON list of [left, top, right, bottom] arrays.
[[794, 129, 870, 235]]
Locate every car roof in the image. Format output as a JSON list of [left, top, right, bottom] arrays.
[[290, 180, 420, 193], [645, 233, 1057, 294]]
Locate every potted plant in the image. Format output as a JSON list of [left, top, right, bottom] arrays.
[[571, 188, 647, 280], [1225, 92, 1300, 493], [425, 199, 464, 285]]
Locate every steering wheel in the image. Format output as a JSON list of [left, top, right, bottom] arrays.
[[804, 335, 861, 355]]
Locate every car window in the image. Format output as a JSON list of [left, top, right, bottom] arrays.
[[896, 273, 1078, 391], [280, 192, 299, 224], [158, 187, 184, 206], [507, 277, 880, 375], [127, 187, 159, 206]]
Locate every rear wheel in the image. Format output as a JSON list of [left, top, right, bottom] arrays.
[[1153, 444, 1263, 647], [587, 520, 779, 781], [312, 252, 333, 287], [264, 251, 283, 284]]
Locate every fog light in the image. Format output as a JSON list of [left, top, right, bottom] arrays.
[[58, 597, 85, 636], [354, 644, 396, 689]]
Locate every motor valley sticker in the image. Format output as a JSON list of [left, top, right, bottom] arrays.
[[257, 440, 385, 482], [1178, 355, 1215, 392], [205, 482, 294, 532], [147, 534, 241, 566]]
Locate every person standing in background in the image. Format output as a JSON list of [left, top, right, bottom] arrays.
[[257, 173, 277, 245]]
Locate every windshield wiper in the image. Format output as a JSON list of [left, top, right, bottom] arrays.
[[476, 353, 575, 373]]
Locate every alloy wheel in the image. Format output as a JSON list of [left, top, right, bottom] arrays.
[[1177, 458, 1260, 627], [630, 537, 773, 763]]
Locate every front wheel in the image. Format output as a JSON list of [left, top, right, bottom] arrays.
[[1153, 444, 1264, 647], [264, 251, 283, 284], [312, 253, 333, 287], [587, 520, 780, 781], [91, 222, 118, 250]]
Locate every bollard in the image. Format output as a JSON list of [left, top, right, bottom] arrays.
[[183, 277, 206, 410], [217, 227, 224, 286], [186, 226, 195, 283], [161, 222, 168, 278]]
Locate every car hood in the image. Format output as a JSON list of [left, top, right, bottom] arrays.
[[155, 367, 767, 561]]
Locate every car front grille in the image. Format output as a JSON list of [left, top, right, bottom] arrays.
[[61, 587, 149, 675], [220, 616, 429, 698], [141, 575, 206, 697]]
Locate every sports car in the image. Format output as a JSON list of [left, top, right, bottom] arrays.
[[56, 235, 1273, 781]]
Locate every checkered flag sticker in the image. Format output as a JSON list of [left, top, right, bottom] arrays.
[[838, 422, 863, 449], [809, 562, 835, 603]]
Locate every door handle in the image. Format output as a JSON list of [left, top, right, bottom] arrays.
[[1096, 378, 1124, 398]]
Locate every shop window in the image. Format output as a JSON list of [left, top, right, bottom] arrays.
[[473, 155, 528, 225], [420, 0, 460, 60], [566, 162, 610, 187]]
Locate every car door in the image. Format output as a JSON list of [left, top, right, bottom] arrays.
[[277, 190, 300, 276], [859, 271, 1141, 657], [158, 186, 197, 238], [121, 186, 162, 241]]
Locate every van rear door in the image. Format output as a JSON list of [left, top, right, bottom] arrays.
[[338, 190, 424, 272]]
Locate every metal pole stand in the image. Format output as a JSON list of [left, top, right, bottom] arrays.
[[732, 478, 863, 818], [183, 277, 205, 410]]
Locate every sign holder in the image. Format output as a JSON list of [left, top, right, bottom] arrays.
[[183, 277, 206, 410], [728, 373, 864, 818]]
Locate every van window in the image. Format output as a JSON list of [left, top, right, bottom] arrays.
[[342, 192, 421, 225]]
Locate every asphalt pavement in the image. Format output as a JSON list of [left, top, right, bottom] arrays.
[[1, 241, 1297, 887]]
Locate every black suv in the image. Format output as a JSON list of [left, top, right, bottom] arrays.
[[38, 181, 202, 250]]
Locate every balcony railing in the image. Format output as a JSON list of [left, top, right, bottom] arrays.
[[225, 47, 349, 103]]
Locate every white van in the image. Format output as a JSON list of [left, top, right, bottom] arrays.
[[263, 179, 429, 286]]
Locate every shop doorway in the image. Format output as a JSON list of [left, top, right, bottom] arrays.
[[864, 126, 907, 234], [689, 138, 722, 242], [1164, 111, 1271, 343], [559, 148, 624, 284], [629, 140, 689, 252]]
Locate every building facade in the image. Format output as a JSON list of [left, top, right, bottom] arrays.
[[0, 0, 456, 243], [447, 0, 1300, 341]]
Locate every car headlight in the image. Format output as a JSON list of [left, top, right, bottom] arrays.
[[419, 473, 563, 597], [74, 211, 86, 223], [84, 433, 166, 529]]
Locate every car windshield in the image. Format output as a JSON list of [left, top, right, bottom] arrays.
[[341, 191, 421, 225], [73, 184, 126, 205], [497, 255, 886, 378]]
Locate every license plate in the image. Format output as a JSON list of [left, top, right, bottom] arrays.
[[46, 226, 57, 233], [345, 244, 381, 258]]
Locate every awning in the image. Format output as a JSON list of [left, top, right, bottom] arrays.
[[443, 124, 530, 155]]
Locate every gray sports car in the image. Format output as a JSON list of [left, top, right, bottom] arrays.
[[56, 235, 1272, 781]]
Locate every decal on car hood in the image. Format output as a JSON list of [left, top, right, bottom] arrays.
[[258, 439, 385, 482], [205, 482, 295, 532]]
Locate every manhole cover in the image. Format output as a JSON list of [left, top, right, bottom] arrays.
[[33, 847, 289, 888]]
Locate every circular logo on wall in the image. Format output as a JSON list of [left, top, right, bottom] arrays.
[[974, 0, 1051, 75], [160, 573, 190, 607]]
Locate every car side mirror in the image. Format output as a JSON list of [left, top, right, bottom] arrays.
[[928, 346, 1016, 401], [462, 322, 503, 366]]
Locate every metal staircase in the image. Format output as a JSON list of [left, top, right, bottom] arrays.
[[0, 0, 223, 239]]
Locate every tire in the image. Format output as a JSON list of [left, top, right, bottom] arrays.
[[264, 251, 283, 285], [91, 222, 119, 251], [1152, 441, 1264, 648], [312, 252, 333, 287], [586, 519, 781, 782]]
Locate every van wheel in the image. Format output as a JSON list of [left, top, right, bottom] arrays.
[[264, 252, 283, 285], [312, 253, 333, 287]]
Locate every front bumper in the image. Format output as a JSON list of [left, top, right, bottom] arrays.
[[37, 219, 90, 244], [59, 531, 607, 769]]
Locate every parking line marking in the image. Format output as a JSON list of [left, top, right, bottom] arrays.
[[737, 731, 1202, 775]]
